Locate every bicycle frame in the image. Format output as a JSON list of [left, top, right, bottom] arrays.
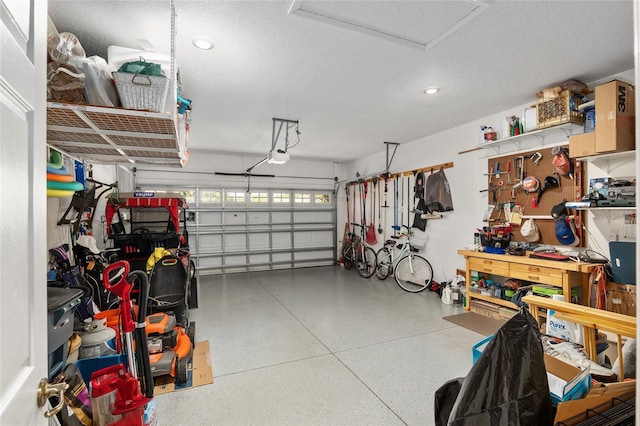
[[382, 238, 409, 270], [342, 223, 377, 278], [377, 226, 419, 275]]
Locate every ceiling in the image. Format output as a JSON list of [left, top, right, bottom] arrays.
[[47, 0, 635, 164]]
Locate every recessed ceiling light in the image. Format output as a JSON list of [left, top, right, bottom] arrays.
[[424, 86, 440, 95], [192, 36, 214, 50]]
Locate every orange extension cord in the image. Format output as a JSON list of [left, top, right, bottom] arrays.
[[589, 264, 608, 310]]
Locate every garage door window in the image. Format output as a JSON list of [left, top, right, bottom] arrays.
[[250, 192, 269, 203], [273, 192, 290, 204], [294, 192, 311, 203], [225, 191, 246, 204], [200, 190, 221, 204]]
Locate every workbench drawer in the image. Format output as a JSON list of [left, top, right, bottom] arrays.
[[510, 263, 563, 286], [469, 258, 509, 276]]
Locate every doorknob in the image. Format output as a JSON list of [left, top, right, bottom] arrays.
[[37, 378, 68, 418]]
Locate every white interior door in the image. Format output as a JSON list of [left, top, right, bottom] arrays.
[[0, 0, 48, 424]]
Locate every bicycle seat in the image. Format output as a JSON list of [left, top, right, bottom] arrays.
[[385, 240, 396, 247]]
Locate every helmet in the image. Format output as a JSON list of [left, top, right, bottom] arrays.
[[522, 176, 539, 193]]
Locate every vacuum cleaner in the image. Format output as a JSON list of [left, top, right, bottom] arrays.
[[91, 260, 154, 425]]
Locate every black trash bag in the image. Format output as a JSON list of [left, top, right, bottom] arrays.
[[434, 377, 465, 426], [447, 308, 553, 426]]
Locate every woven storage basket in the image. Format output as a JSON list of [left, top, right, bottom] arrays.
[[536, 89, 584, 129], [113, 72, 169, 112]]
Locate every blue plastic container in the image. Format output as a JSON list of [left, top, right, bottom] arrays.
[[472, 335, 494, 364], [75, 354, 126, 387]]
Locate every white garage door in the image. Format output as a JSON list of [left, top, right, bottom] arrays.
[[172, 187, 336, 274]]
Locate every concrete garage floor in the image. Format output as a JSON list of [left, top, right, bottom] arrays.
[[155, 265, 479, 425]]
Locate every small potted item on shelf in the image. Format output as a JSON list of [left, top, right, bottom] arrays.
[[480, 125, 498, 143]]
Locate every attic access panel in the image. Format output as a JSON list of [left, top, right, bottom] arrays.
[[289, 0, 488, 51]]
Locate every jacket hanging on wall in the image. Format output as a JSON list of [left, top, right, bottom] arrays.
[[424, 168, 454, 213]]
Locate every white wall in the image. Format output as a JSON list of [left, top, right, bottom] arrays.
[[342, 69, 636, 284]]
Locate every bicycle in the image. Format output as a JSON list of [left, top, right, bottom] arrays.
[[375, 225, 433, 292], [342, 223, 377, 278]]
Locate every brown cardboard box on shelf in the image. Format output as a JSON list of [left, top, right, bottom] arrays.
[[595, 80, 635, 153], [569, 132, 596, 157]]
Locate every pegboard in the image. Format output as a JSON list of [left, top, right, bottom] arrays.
[[484, 145, 584, 246]]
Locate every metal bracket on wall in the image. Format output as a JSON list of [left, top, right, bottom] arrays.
[[384, 141, 400, 175]]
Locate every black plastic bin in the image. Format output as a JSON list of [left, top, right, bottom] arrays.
[[47, 286, 83, 379]]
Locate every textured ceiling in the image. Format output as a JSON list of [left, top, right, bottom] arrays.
[[47, 0, 635, 163]]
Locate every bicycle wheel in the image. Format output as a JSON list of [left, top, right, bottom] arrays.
[[395, 254, 433, 292], [375, 247, 391, 280], [356, 246, 377, 278], [343, 242, 354, 269]]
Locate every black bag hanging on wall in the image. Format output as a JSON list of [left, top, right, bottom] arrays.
[[412, 198, 427, 231], [424, 169, 454, 213], [414, 171, 425, 199]]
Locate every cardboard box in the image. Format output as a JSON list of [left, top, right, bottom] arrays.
[[470, 299, 501, 321], [544, 353, 591, 405], [153, 340, 214, 395], [595, 80, 635, 153], [554, 381, 635, 424], [569, 132, 596, 157], [606, 282, 636, 317]]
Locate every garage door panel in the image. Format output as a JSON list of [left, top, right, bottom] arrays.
[[249, 254, 269, 265], [199, 234, 222, 250], [248, 212, 269, 224], [295, 250, 333, 261], [294, 211, 332, 223], [225, 234, 246, 251], [272, 212, 291, 224], [249, 233, 270, 250], [199, 211, 222, 225], [224, 212, 246, 225], [198, 256, 222, 268], [272, 232, 292, 249], [225, 255, 246, 266], [293, 231, 332, 248], [273, 252, 291, 263]]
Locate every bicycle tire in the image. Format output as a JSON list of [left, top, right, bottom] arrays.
[[375, 247, 391, 280], [343, 244, 354, 270], [394, 254, 433, 292], [356, 246, 377, 278]]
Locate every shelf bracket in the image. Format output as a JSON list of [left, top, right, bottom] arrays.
[[384, 141, 400, 175]]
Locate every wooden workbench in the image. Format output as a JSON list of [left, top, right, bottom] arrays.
[[458, 250, 598, 311]]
